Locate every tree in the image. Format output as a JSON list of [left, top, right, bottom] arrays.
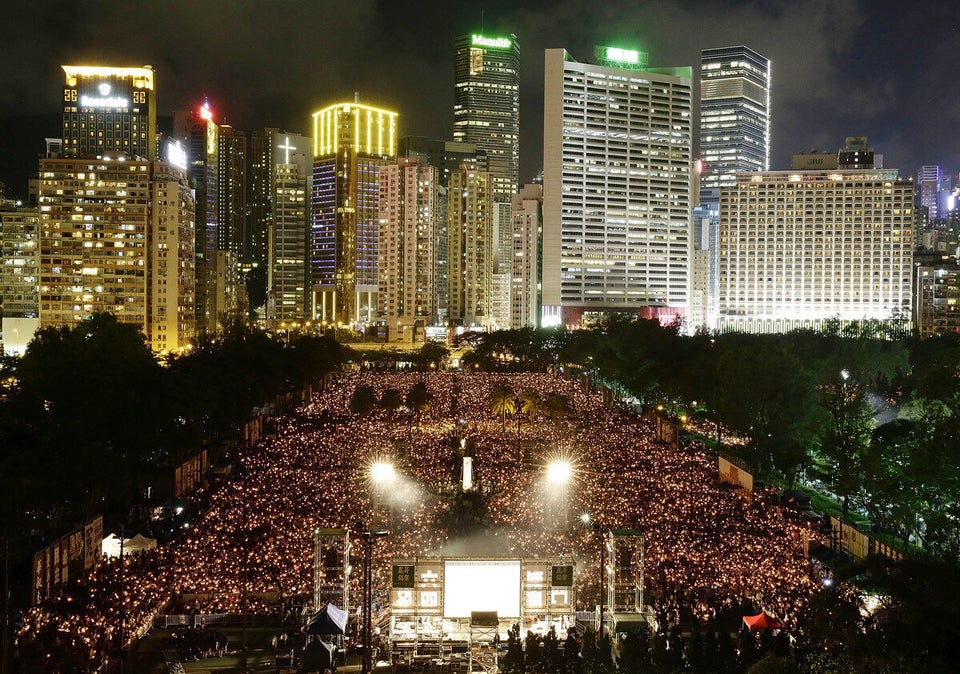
[[380, 388, 403, 417], [489, 382, 515, 430], [516, 388, 541, 437], [405, 381, 432, 427], [816, 373, 873, 518], [350, 385, 378, 416]]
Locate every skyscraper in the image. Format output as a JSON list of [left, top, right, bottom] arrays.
[[37, 157, 196, 352], [61, 65, 156, 160], [510, 184, 542, 329], [448, 162, 494, 327], [0, 206, 40, 355], [40, 65, 195, 352], [311, 101, 398, 326], [699, 46, 770, 191], [918, 165, 942, 221], [542, 47, 693, 328], [453, 33, 520, 202], [378, 157, 437, 341], [270, 132, 312, 323]]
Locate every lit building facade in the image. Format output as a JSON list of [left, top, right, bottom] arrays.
[[377, 157, 437, 341], [61, 65, 156, 160], [173, 101, 219, 334], [0, 208, 40, 355], [399, 137, 487, 323], [916, 261, 960, 337], [699, 46, 770, 191], [311, 102, 398, 326], [453, 33, 520, 202], [448, 162, 494, 327], [542, 47, 693, 328], [269, 132, 312, 323], [918, 165, 942, 221], [510, 184, 542, 328], [718, 170, 914, 333], [38, 158, 195, 351]]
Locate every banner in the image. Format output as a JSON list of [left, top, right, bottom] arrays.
[[84, 516, 103, 570], [718, 456, 754, 501]]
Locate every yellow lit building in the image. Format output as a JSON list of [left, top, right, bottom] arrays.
[[61, 65, 156, 161], [311, 101, 398, 326], [38, 158, 195, 352]]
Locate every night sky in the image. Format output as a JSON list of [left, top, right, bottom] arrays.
[[1, 0, 957, 198]]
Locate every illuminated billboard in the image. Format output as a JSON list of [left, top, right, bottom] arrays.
[[472, 34, 512, 49], [443, 560, 521, 618]]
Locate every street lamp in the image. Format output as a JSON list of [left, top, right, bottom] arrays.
[[357, 526, 389, 674]]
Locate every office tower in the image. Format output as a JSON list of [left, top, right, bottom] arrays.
[[399, 137, 488, 322], [510, 184, 542, 328], [217, 124, 247, 257], [38, 157, 195, 352], [0, 207, 40, 355], [448, 162, 494, 327], [453, 33, 520, 201], [717, 168, 913, 333], [542, 47, 693, 328], [269, 132, 312, 322], [174, 101, 219, 333], [699, 46, 770, 191], [248, 128, 279, 265], [61, 65, 156, 160], [918, 165, 942, 221], [377, 157, 437, 341], [311, 101, 398, 326]]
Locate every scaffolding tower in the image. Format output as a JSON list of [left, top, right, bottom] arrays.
[[313, 528, 351, 616], [607, 529, 644, 613]]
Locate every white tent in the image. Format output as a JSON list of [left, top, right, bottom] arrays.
[[102, 533, 157, 558]]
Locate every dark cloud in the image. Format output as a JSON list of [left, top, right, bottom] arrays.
[[1, 0, 957, 191]]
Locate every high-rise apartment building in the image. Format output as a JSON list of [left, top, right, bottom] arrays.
[[378, 157, 437, 341], [0, 207, 40, 355], [453, 33, 520, 202], [38, 157, 195, 351], [311, 101, 398, 326], [699, 46, 770, 191], [542, 47, 693, 328], [448, 162, 494, 327], [61, 65, 156, 160], [399, 137, 488, 322], [918, 165, 942, 221], [510, 184, 542, 328], [718, 169, 913, 333]]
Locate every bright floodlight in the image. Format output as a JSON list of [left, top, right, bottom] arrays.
[[370, 461, 396, 483], [580, 513, 591, 524], [547, 460, 572, 484]]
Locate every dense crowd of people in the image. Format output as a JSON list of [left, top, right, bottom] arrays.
[[15, 371, 825, 667]]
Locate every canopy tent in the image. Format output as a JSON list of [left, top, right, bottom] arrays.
[[742, 612, 783, 631], [305, 603, 348, 635], [102, 533, 157, 558]]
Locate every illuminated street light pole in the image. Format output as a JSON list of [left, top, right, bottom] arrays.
[[358, 527, 389, 674], [548, 460, 572, 528]]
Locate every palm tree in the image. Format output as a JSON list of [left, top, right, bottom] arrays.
[[517, 388, 542, 436], [489, 382, 515, 430], [544, 392, 572, 442], [380, 388, 403, 419], [405, 380, 432, 429]]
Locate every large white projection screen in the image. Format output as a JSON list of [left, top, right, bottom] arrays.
[[443, 560, 521, 618]]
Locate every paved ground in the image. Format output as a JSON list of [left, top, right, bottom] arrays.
[[127, 625, 365, 673]]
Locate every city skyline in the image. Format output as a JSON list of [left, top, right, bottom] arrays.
[[0, 0, 958, 197]]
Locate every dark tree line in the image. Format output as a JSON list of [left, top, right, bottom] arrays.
[[0, 313, 346, 610]]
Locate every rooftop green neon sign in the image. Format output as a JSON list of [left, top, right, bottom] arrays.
[[605, 47, 640, 64], [472, 34, 512, 49]]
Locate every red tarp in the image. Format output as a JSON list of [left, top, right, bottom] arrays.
[[742, 612, 783, 631]]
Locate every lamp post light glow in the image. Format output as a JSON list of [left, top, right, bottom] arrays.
[[370, 461, 396, 484], [547, 460, 572, 484]]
